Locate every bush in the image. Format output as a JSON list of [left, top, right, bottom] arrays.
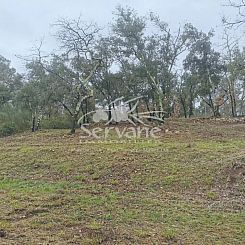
[[41, 117, 71, 129], [0, 106, 31, 137], [0, 123, 16, 137]]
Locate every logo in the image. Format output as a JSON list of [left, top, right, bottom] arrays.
[[78, 97, 165, 141]]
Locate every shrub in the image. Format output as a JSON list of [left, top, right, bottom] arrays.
[[0, 106, 31, 137], [0, 123, 16, 137], [41, 117, 71, 129]]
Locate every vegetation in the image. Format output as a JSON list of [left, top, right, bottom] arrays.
[[1, 4, 245, 135], [0, 2, 245, 244], [0, 120, 244, 244]]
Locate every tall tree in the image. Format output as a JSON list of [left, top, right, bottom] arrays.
[[112, 7, 195, 119], [184, 31, 225, 117]]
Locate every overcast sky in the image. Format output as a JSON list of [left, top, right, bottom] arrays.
[[0, 0, 239, 72]]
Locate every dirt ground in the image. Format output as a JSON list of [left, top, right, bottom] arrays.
[[0, 118, 244, 244]]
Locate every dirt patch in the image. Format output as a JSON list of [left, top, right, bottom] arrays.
[[7, 208, 49, 222], [0, 229, 6, 238], [225, 161, 245, 188]]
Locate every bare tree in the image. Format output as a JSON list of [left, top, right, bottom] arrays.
[[223, 0, 245, 28], [25, 18, 102, 134], [223, 30, 238, 116]]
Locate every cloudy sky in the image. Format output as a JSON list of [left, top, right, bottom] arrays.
[[0, 0, 238, 72]]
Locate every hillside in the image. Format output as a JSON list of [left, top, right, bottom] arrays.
[[0, 119, 244, 244]]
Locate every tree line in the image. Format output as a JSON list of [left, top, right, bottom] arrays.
[[1, 5, 245, 135]]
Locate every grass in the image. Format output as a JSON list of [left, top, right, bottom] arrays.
[[0, 119, 244, 244]]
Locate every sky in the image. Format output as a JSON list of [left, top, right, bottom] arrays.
[[0, 0, 239, 73]]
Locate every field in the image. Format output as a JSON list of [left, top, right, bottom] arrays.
[[0, 119, 244, 244]]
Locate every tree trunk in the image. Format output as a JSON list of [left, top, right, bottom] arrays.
[[214, 105, 221, 118], [179, 95, 187, 118], [85, 99, 89, 123], [70, 115, 78, 134], [36, 118, 40, 131], [145, 99, 153, 121], [230, 90, 237, 117], [108, 103, 112, 121], [32, 115, 36, 132], [239, 88, 245, 115], [188, 99, 194, 118], [157, 93, 164, 120], [227, 78, 237, 117]]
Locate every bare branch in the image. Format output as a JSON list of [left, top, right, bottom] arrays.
[[53, 17, 100, 59], [224, 0, 245, 28]]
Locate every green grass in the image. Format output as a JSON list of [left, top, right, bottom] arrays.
[[0, 120, 244, 244]]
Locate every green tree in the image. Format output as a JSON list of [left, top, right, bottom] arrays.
[[0, 55, 22, 107], [184, 31, 224, 117], [112, 7, 196, 119]]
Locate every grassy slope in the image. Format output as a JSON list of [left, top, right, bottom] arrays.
[[0, 119, 244, 244]]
